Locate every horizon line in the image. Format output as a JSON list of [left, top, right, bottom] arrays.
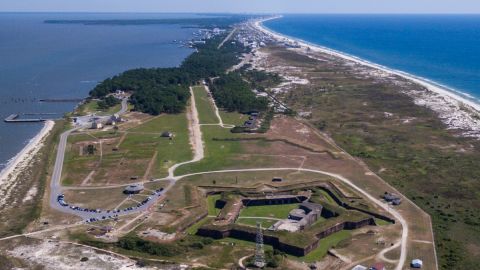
[[1, 11, 480, 15]]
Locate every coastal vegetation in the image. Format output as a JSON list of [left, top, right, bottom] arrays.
[[75, 99, 122, 116], [242, 69, 282, 92], [210, 72, 269, 112], [89, 29, 256, 115], [0, 120, 66, 237], [269, 47, 480, 269]]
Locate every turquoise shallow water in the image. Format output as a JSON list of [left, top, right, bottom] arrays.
[[265, 15, 480, 102], [0, 13, 197, 170]]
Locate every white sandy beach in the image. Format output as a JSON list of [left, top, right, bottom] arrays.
[[0, 120, 54, 206], [254, 16, 480, 138]]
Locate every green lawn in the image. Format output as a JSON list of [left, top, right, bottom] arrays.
[[216, 237, 274, 251], [219, 110, 248, 126], [297, 230, 351, 262], [239, 203, 300, 219], [62, 133, 106, 185], [62, 113, 192, 185], [207, 194, 222, 216], [192, 85, 219, 124], [175, 125, 246, 174], [317, 189, 336, 204], [374, 218, 392, 226], [126, 114, 193, 178], [186, 217, 213, 235], [236, 218, 277, 228], [77, 100, 121, 116]]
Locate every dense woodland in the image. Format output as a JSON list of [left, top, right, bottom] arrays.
[[89, 25, 260, 115], [97, 95, 120, 110], [209, 72, 269, 113]]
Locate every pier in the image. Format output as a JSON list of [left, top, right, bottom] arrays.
[[39, 98, 84, 103], [4, 113, 59, 123]]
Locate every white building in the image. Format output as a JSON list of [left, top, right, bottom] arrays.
[[91, 121, 103, 129], [411, 259, 423, 268]]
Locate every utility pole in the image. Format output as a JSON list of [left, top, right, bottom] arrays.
[[254, 221, 266, 268]]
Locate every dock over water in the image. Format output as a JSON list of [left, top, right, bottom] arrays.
[[39, 98, 83, 103], [4, 114, 52, 123]]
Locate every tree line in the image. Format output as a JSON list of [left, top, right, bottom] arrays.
[[209, 72, 269, 113], [90, 30, 249, 115]]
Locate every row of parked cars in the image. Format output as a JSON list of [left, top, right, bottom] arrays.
[[57, 194, 68, 207], [58, 187, 166, 224]]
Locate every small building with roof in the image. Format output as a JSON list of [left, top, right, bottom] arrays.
[[124, 184, 144, 194], [91, 121, 103, 129], [411, 259, 423, 268], [271, 202, 323, 232], [369, 262, 385, 270], [383, 192, 402, 205], [161, 131, 174, 139]]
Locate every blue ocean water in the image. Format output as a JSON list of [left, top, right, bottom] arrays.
[[0, 13, 197, 171], [264, 14, 480, 101]]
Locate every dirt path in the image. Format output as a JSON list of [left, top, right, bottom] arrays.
[[167, 87, 205, 179], [80, 170, 95, 186], [143, 151, 158, 180], [203, 85, 235, 128]]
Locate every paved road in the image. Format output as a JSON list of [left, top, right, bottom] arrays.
[[47, 97, 174, 221], [217, 27, 236, 49], [172, 167, 408, 270], [46, 92, 409, 270], [118, 98, 128, 115]]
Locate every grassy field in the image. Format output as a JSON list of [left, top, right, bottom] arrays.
[[186, 217, 213, 235], [192, 85, 219, 124], [176, 84, 279, 175], [239, 203, 300, 219], [207, 194, 222, 216], [268, 46, 480, 268], [236, 218, 277, 228], [63, 187, 128, 210], [219, 110, 248, 126], [76, 100, 121, 116], [62, 113, 192, 185], [298, 231, 351, 262], [62, 132, 107, 185], [175, 125, 247, 174], [316, 189, 336, 204], [124, 114, 192, 178]]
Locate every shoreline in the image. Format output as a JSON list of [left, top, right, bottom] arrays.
[[0, 120, 55, 205], [254, 16, 480, 137]]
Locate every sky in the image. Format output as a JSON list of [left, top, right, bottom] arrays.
[[1, 0, 480, 14]]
